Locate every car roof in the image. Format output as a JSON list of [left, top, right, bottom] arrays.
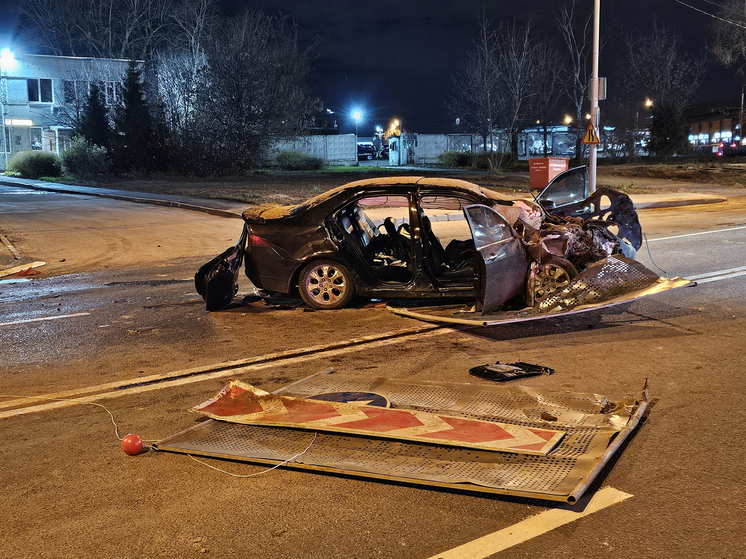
[[242, 176, 521, 221]]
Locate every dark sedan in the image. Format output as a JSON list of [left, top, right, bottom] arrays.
[[196, 167, 641, 312]]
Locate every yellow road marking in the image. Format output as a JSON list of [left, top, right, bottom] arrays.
[[427, 487, 632, 559]]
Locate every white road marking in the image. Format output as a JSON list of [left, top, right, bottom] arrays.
[[692, 270, 746, 284], [426, 487, 633, 559], [0, 326, 457, 419], [647, 224, 746, 242], [0, 312, 90, 327], [687, 265, 746, 280]]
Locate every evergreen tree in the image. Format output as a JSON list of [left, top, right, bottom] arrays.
[[77, 83, 110, 149], [113, 62, 155, 172]]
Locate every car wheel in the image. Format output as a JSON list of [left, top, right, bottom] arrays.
[[531, 256, 577, 304], [367, 154, 373, 160], [299, 260, 355, 309]]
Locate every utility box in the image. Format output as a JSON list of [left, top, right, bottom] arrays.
[[528, 157, 569, 189]]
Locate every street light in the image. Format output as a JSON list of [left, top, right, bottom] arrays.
[[352, 109, 363, 138]]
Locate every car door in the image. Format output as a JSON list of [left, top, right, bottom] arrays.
[[463, 205, 528, 314], [535, 166, 589, 213]]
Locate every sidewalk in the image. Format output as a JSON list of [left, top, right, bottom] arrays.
[[0, 174, 729, 218], [0, 176, 247, 219]]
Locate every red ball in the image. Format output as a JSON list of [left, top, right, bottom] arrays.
[[121, 433, 143, 455]]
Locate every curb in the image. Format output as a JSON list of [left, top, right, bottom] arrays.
[[0, 179, 244, 219], [0, 178, 729, 216]]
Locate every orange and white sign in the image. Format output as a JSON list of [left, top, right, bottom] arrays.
[[193, 381, 565, 456]]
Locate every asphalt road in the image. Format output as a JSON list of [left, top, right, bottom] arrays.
[[1, 185, 745, 558]]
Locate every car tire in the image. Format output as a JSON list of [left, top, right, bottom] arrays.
[[299, 260, 355, 310], [367, 154, 373, 160], [531, 256, 578, 304]]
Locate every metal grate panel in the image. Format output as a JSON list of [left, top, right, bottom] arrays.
[[156, 375, 647, 503]]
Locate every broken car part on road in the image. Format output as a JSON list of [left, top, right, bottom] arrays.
[[388, 254, 693, 326], [469, 361, 555, 382], [155, 373, 649, 504], [196, 168, 644, 313]]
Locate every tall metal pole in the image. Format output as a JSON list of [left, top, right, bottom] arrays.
[[589, 0, 601, 194]]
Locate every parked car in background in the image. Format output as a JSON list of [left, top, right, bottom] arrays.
[[196, 168, 642, 311], [357, 143, 378, 160]]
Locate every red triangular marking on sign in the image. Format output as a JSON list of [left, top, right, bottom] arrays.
[[200, 385, 263, 416], [417, 416, 515, 443], [528, 428, 557, 442], [509, 442, 550, 452], [258, 399, 341, 424], [336, 408, 424, 432]]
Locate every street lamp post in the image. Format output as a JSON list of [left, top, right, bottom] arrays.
[[352, 110, 363, 139], [589, 0, 601, 194]]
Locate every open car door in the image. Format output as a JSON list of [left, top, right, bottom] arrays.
[[195, 226, 247, 311], [463, 205, 528, 314], [535, 166, 589, 213]]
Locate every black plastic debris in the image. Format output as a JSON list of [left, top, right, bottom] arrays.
[[469, 361, 555, 382]]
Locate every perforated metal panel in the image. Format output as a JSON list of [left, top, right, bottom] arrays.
[[539, 255, 660, 312], [155, 374, 647, 503]]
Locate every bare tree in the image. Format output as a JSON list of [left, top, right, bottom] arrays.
[[18, 0, 84, 56], [449, 18, 537, 171], [626, 24, 706, 156], [531, 39, 564, 156], [448, 17, 502, 163], [154, 0, 216, 135], [710, 0, 746, 73], [495, 20, 537, 166], [19, 0, 175, 59], [198, 11, 319, 171], [557, 0, 592, 160]]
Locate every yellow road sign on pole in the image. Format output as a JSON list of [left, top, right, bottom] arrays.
[[582, 120, 600, 145]]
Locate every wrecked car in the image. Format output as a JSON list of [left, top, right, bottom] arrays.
[[196, 167, 642, 312]]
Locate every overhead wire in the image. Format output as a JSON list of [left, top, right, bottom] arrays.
[[673, 0, 746, 29]]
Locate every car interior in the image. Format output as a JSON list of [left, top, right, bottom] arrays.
[[337, 198, 414, 283], [336, 194, 476, 285]]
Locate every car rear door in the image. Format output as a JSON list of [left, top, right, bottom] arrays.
[[463, 205, 528, 314]]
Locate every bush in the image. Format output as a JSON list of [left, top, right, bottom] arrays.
[[61, 136, 111, 178], [7, 150, 61, 178], [276, 150, 324, 171], [438, 151, 474, 168]]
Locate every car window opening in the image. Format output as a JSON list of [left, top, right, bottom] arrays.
[[340, 197, 414, 284], [419, 197, 475, 283]]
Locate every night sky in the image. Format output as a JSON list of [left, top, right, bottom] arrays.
[[1, 0, 739, 135], [221, 0, 738, 134]]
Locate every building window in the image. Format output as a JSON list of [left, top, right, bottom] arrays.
[[28, 78, 53, 103], [102, 81, 122, 106], [30, 127, 42, 150]]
